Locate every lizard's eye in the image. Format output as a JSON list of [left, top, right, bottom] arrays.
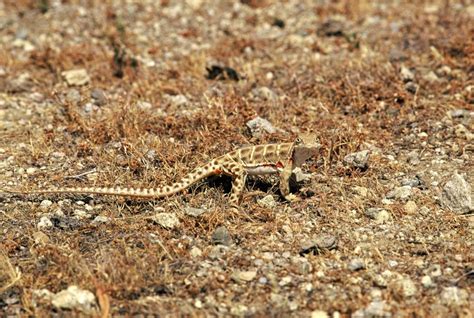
[[295, 137, 302, 143]]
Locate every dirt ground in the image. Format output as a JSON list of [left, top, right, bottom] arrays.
[[0, 0, 473, 317]]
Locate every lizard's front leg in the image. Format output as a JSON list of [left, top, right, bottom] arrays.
[[279, 161, 299, 202]]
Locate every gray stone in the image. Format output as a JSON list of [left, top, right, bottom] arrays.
[[365, 208, 391, 223], [405, 81, 418, 94], [211, 226, 232, 246], [185, 207, 207, 217], [301, 234, 337, 254], [441, 173, 473, 214], [91, 88, 107, 106], [386, 186, 412, 200], [246, 116, 281, 137], [343, 150, 369, 169]]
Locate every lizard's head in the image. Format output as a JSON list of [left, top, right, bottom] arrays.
[[293, 133, 321, 166]]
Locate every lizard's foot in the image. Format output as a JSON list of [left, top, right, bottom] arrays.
[[284, 193, 301, 202]]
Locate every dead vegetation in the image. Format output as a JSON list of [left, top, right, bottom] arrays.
[[0, 0, 472, 316]]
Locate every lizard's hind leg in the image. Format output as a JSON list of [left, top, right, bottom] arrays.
[[220, 163, 247, 209]]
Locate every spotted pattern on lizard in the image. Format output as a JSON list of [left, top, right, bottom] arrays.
[[3, 135, 320, 208]]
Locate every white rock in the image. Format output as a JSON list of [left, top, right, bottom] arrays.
[[231, 270, 257, 282], [37, 216, 53, 229], [311, 310, 329, 318], [40, 200, 53, 209], [51, 286, 97, 313], [421, 275, 433, 288], [441, 172, 473, 214], [257, 195, 276, 208], [394, 278, 417, 298], [61, 69, 90, 86], [153, 212, 180, 229], [92, 215, 110, 224], [190, 246, 202, 258], [440, 287, 468, 306], [26, 167, 37, 175]]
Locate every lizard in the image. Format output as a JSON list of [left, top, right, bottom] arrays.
[[3, 135, 320, 208]]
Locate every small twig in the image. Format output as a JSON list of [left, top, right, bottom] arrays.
[[64, 169, 97, 180]]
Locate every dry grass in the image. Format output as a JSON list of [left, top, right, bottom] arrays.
[[0, 0, 472, 316]]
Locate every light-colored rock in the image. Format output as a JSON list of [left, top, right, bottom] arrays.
[[92, 215, 110, 224], [185, 207, 207, 217], [211, 226, 232, 246], [441, 172, 473, 214], [257, 194, 276, 208], [37, 216, 53, 230], [246, 116, 283, 137], [393, 278, 417, 298], [61, 69, 90, 86], [231, 270, 257, 283], [152, 212, 180, 229], [190, 246, 202, 258], [352, 186, 368, 197], [400, 65, 415, 82], [343, 150, 369, 169], [423, 71, 439, 83], [33, 231, 50, 245], [51, 286, 97, 313], [421, 275, 433, 288], [165, 94, 188, 108], [440, 287, 468, 306], [386, 186, 412, 200], [40, 200, 53, 209], [311, 310, 329, 318], [348, 258, 366, 271], [365, 208, 391, 223], [404, 201, 417, 214]]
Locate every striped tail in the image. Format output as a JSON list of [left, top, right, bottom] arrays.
[[4, 162, 218, 198]]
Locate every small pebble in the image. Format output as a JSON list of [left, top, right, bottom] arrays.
[[152, 213, 180, 229], [348, 258, 366, 271], [211, 226, 232, 246], [61, 69, 90, 86], [343, 150, 370, 169], [257, 194, 276, 208], [231, 271, 257, 283], [37, 216, 53, 230], [189, 246, 202, 258]]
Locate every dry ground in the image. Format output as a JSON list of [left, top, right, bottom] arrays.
[[0, 0, 473, 317]]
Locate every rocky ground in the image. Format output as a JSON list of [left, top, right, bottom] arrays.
[[0, 0, 472, 316]]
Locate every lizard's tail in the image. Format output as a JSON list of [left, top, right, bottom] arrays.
[[3, 162, 219, 198]]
